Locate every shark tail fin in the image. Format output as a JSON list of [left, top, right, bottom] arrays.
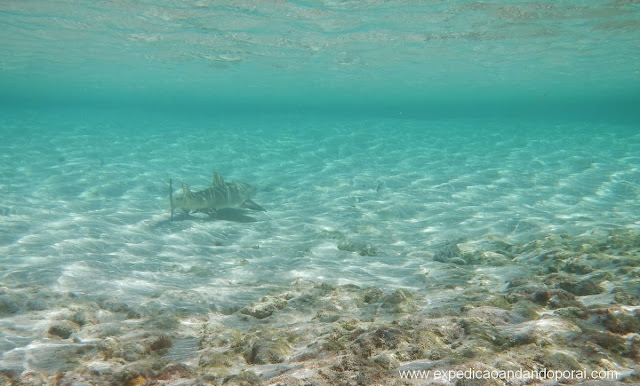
[[169, 179, 175, 220]]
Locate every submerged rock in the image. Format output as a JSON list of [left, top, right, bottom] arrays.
[[380, 289, 417, 313], [465, 306, 525, 326], [612, 285, 640, 306], [97, 297, 141, 319], [199, 350, 232, 369], [534, 352, 582, 372], [242, 335, 292, 365], [0, 294, 21, 315], [371, 352, 399, 370], [48, 321, 79, 339], [467, 250, 511, 266], [362, 287, 383, 303], [314, 309, 340, 323], [555, 278, 604, 296], [449, 257, 467, 265], [357, 244, 378, 256], [240, 296, 288, 319], [355, 326, 406, 353], [337, 240, 378, 256], [601, 309, 640, 335], [433, 241, 463, 263], [222, 371, 262, 385], [547, 290, 585, 309], [6, 230, 640, 385], [381, 289, 410, 306], [562, 259, 595, 274], [149, 336, 173, 352], [124, 375, 147, 386]]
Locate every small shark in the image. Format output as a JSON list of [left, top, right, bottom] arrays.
[[169, 173, 265, 220]]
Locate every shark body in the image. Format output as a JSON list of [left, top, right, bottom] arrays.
[[169, 173, 265, 220]]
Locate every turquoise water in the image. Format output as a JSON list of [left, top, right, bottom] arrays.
[[1, 1, 640, 384], [2, 0, 639, 119]]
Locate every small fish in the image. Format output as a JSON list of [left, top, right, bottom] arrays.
[[169, 173, 265, 220]]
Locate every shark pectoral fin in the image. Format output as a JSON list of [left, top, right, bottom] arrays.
[[241, 199, 266, 211]]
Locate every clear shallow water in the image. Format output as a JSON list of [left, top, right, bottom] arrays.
[[2, 0, 640, 117], [3, 112, 637, 294], [1, 1, 640, 384]]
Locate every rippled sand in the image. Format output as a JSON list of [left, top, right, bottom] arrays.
[[1, 115, 639, 383]]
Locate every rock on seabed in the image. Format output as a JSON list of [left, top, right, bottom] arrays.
[[2, 230, 640, 384]]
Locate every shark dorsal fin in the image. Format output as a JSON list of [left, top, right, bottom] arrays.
[[182, 183, 191, 196], [213, 172, 225, 187]]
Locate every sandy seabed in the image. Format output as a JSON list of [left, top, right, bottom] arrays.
[[1, 229, 639, 385], [1, 115, 639, 384]]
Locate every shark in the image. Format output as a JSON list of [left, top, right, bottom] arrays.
[[169, 173, 265, 220]]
